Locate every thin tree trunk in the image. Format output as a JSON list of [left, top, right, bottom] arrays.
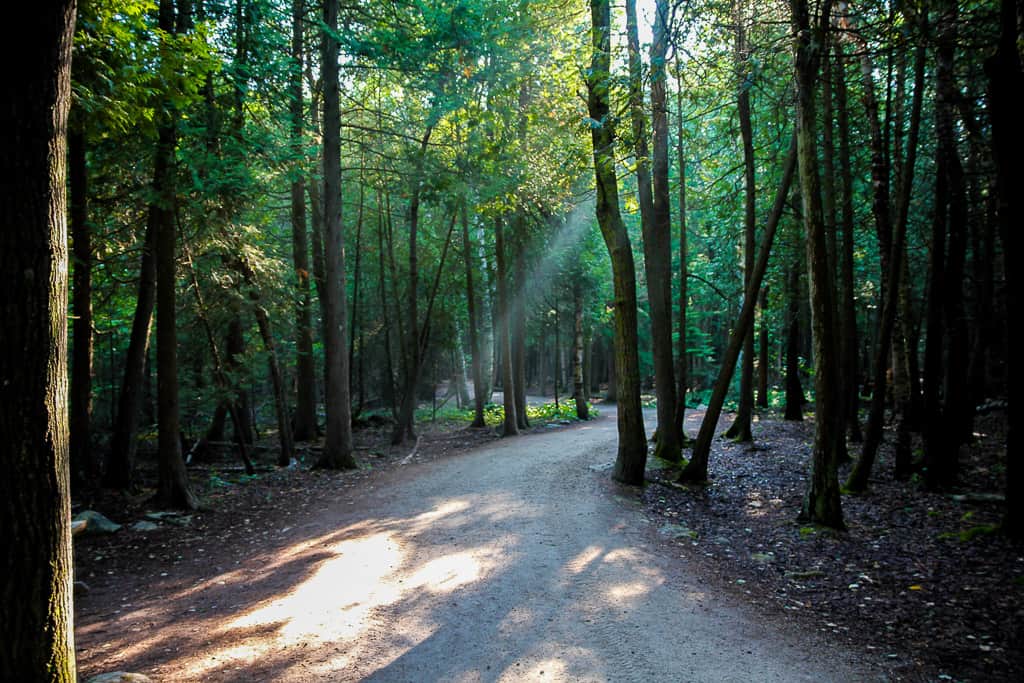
[[573, 279, 589, 419], [588, 0, 648, 484], [69, 129, 95, 485], [791, 0, 843, 529], [726, 1, 755, 443], [784, 264, 805, 421], [681, 134, 798, 482], [463, 201, 487, 427], [106, 215, 157, 489], [512, 213, 529, 429], [833, 40, 863, 442], [757, 287, 770, 407], [182, 246, 254, 474], [674, 66, 690, 441], [847, 34, 924, 492], [289, 0, 316, 442], [495, 216, 519, 436]]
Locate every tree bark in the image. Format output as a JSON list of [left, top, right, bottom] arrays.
[[573, 279, 590, 420], [680, 133, 798, 483], [986, 0, 1024, 537], [588, 0, 648, 484], [495, 216, 519, 436], [674, 66, 690, 441], [462, 201, 487, 427], [784, 264, 805, 421], [846, 33, 925, 493], [69, 129, 95, 486], [725, 2, 755, 443], [289, 0, 317, 442], [833, 39, 863, 442], [317, 0, 357, 469], [154, 0, 198, 510], [0, 3, 77, 677], [791, 0, 844, 529]]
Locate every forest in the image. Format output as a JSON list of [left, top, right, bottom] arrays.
[[2, 0, 1022, 680]]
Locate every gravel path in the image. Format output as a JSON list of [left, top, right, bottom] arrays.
[[77, 411, 879, 681]]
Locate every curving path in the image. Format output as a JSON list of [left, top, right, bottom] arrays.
[[77, 411, 877, 682]]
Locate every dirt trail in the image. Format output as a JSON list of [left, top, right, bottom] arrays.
[[77, 412, 878, 681]]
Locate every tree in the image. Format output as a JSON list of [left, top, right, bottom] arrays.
[[153, 0, 199, 510], [317, 0, 358, 469], [290, 0, 318, 442], [985, 0, 1022, 537], [587, 0, 649, 485], [791, 0, 844, 529], [0, 2, 77, 678]]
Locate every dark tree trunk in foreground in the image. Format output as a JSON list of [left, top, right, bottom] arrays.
[[588, 0, 648, 484], [154, 0, 198, 510], [317, 0, 357, 469], [69, 130, 95, 486], [290, 0, 317, 442], [0, 2, 77, 678], [924, 1, 968, 489], [987, 0, 1024, 538], [791, 0, 844, 529], [680, 134, 797, 483]]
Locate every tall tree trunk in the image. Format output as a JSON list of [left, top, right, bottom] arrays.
[[681, 134, 798, 482], [923, 1, 967, 489], [588, 0, 648, 484], [726, 1, 755, 443], [495, 217, 519, 436], [0, 3, 77, 676], [154, 0, 198, 510], [674, 66, 690, 441], [512, 213, 530, 429], [626, 0, 679, 459], [791, 0, 843, 529], [391, 128, 433, 445], [573, 278, 590, 420], [986, 0, 1023, 537], [377, 196, 398, 419], [757, 288, 770, 407], [462, 201, 487, 428], [784, 264, 805, 421], [317, 0, 357, 469], [289, 0, 317, 442], [105, 213, 157, 489], [649, 0, 681, 457], [833, 40, 863, 442], [847, 33, 925, 493], [69, 129, 95, 486]]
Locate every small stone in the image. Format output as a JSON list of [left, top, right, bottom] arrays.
[[87, 673, 153, 683], [131, 521, 160, 533], [73, 511, 122, 534]]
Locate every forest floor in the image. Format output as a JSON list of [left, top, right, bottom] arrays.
[[641, 406, 1023, 682], [71, 404, 1021, 681]]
